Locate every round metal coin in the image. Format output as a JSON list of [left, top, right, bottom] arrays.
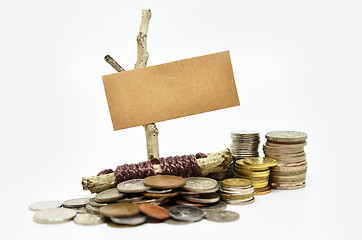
[[144, 175, 186, 189], [138, 203, 170, 220], [33, 208, 77, 224], [146, 188, 173, 194], [183, 192, 220, 204], [222, 178, 252, 188], [117, 179, 150, 193], [143, 191, 180, 199], [62, 198, 90, 208], [175, 199, 206, 208], [201, 201, 227, 212], [110, 214, 147, 225], [205, 210, 239, 222], [266, 131, 307, 142], [86, 204, 100, 214], [95, 188, 125, 203], [100, 203, 140, 218], [89, 198, 107, 207], [183, 177, 218, 193], [29, 201, 62, 211], [168, 205, 205, 222], [73, 213, 105, 225]]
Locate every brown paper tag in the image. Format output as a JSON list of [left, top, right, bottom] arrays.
[[102, 51, 240, 130]]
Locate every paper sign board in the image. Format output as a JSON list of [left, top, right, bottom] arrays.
[[102, 51, 240, 130]]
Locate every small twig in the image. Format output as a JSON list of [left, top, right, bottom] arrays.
[[104, 55, 125, 72]]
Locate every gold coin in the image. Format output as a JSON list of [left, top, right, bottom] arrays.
[[235, 160, 269, 171], [221, 178, 252, 188], [243, 157, 278, 168], [236, 169, 270, 178], [251, 181, 269, 189], [234, 174, 269, 181]]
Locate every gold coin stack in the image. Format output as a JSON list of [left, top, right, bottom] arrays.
[[234, 157, 278, 195], [263, 131, 308, 190], [219, 178, 255, 205]]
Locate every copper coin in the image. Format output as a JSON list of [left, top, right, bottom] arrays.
[[138, 203, 170, 220], [143, 191, 180, 199], [100, 203, 139, 218], [255, 189, 271, 195], [175, 199, 206, 208], [144, 175, 186, 189]]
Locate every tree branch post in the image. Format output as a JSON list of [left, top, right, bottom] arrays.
[[104, 9, 159, 161], [135, 9, 159, 161]]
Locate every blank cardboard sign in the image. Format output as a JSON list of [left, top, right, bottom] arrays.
[[102, 51, 240, 130]]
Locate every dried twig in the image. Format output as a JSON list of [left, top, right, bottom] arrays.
[[82, 148, 232, 193]]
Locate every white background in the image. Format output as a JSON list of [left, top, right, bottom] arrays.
[[1, 0, 361, 239]]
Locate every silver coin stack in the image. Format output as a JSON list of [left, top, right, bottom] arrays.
[[230, 131, 260, 173]]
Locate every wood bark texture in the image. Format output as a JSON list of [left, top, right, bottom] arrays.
[[82, 148, 233, 193]]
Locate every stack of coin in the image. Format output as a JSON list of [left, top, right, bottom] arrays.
[[179, 177, 220, 206], [234, 157, 278, 195], [263, 131, 308, 190], [219, 178, 255, 204], [230, 131, 260, 160]]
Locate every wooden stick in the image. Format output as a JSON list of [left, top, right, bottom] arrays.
[[104, 55, 125, 72], [135, 9, 159, 161], [82, 148, 233, 193], [104, 9, 159, 161]]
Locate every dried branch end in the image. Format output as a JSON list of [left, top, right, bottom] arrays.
[[104, 55, 125, 72]]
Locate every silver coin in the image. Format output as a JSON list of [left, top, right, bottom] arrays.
[[66, 206, 87, 214], [117, 179, 150, 193], [62, 198, 90, 208], [110, 214, 147, 225], [205, 210, 239, 222], [183, 177, 218, 193], [201, 201, 227, 212], [181, 186, 219, 195], [33, 208, 77, 224], [266, 131, 307, 142], [29, 201, 62, 211], [95, 188, 125, 203], [146, 188, 173, 194], [116, 195, 144, 203], [89, 198, 107, 207], [74, 213, 105, 225], [224, 197, 255, 205], [183, 192, 220, 204], [86, 204, 100, 214], [164, 218, 192, 225], [168, 206, 205, 222], [133, 197, 167, 205]]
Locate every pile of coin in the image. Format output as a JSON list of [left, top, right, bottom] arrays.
[[263, 131, 308, 190], [29, 175, 240, 225], [234, 157, 278, 195], [219, 178, 255, 204], [230, 131, 260, 160]]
